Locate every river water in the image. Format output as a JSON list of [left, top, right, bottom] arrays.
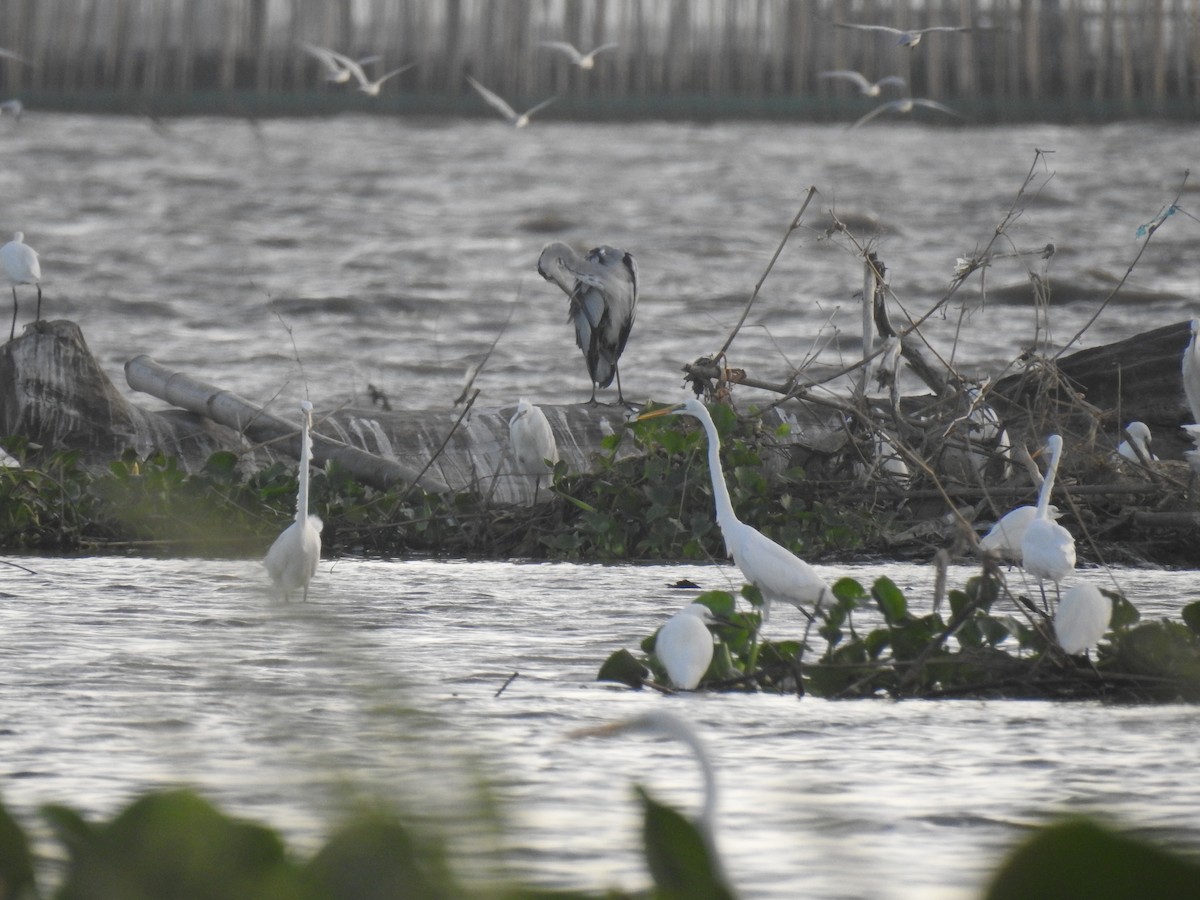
[[2, 113, 1200, 896], [1, 555, 1199, 898]]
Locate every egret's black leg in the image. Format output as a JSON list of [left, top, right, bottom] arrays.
[[8, 287, 16, 341], [34, 285, 41, 322]]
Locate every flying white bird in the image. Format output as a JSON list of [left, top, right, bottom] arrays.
[[1116, 421, 1157, 464], [1020, 434, 1076, 599], [508, 398, 559, 503], [1054, 583, 1112, 656], [300, 43, 381, 84], [638, 399, 833, 621], [537, 242, 638, 405], [655, 603, 716, 690], [539, 40, 619, 70], [833, 22, 982, 48], [1, 232, 41, 341], [301, 43, 412, 95], [849, 96, 963, 129], [466, 75, 556, 127], [264, 401, 323, 601], [819, 70, 908, 96]]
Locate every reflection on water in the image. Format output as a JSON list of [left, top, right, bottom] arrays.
[[1, 555, 1198, 898]]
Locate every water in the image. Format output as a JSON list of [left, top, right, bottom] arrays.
[[2, 555, 1199, 898], [2, 114, 1200, 896], [0, 115, 1196, 412]]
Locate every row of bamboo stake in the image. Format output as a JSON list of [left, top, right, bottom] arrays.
[[0, 0, 1197, 114]]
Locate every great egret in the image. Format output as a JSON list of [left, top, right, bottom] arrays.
[[537, 242, 639, 405], [1183, 319, 1200, 423], [508, 398, 559, 503], [638, 399, 832, 620], [264, 401, 323, 601], [1020, 434, 1076, 598], [655, 604, 715, 690], [1117, 421, 1157, 464], [980, 504, 1061, 563], [539, 40, 619, 70], [849, 96, 962, 129], [833, 22, 981, 48], [1054, 583, 1112, 656], [465, 76, 556, 127], [1, 232, 41, 341], [818, 70, 907, 96], [571, 710, 729, 893]]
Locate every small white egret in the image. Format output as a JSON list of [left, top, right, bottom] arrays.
[[537, 242, 639, 405], [1, 232, 41, 341], [1116, 421, 1157, 464], [833, 22, 981, 48], [571, 710, 727, 890], [508, 398, 559, 503], [539, 40, 619, 70], [465, 76, 556, 127], [849, 96, 963, 129], [264, 401, 323, 601], [819, 70, 907, 96], [1183, 318, 1200, 423], [638, 399, 833, 620], [1020, 434, 1076, 599], [1054, 583, 1112, 656], [655, 604, 716, 690]]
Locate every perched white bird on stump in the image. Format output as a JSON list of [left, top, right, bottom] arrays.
[[508, 398, 559, 503], [1, 232, 41, 341]]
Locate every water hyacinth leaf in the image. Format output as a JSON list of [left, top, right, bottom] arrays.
[[52, 789, 302, 900], [598, 649, 649, 689], [306, 813, 461, 900], [1107, 590, 1139, 629], [832, 576, 868, 604], [1183, 601, 1200, 636], [872, 577, 907, 624], [636, 787, 734, 900], [694, 589, 736, 619], [0, 796, 35, 900], [985, 818, 1200, 900], [740, 583, 764, 609]]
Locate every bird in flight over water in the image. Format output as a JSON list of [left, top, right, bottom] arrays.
[[539, 40, 619, 70], [466, 76, 557, 127], [834, 22, 985, 48]]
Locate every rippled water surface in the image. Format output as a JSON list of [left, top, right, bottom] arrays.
[[2, 555, 1199, 898], [0, 115, 1197, 411]]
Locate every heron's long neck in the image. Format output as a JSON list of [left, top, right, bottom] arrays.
[[699, 412, 739, 533], [296, 413, 312, 523], [1036, 442, 1060, 519]]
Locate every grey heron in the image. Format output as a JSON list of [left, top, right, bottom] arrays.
[[537, 242, 638, 405]]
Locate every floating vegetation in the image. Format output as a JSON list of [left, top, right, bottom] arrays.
[[601, 570, 1200, 703]]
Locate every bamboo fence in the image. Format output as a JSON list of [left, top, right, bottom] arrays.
[[0, 0, 1196, 118]]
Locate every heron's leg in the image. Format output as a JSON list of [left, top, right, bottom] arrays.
[[8, 287, 16, 341], [587, 381, 599, 406], [34, 285, 41, 322]]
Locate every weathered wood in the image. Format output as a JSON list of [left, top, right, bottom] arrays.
[[124, 355, 449, 494]]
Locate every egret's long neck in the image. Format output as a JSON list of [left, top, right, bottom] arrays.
[[698, 410, 739, 532], [296, 411, 312, 523], [1036, 441, 1060, 519]]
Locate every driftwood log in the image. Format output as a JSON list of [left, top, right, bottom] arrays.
[[1, 318, 1198, 514]]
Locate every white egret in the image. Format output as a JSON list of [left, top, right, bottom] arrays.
[[508, 398, 559, 503], [637, 399, 833, 620], [465, 76, 556, 127], [849, 96, 963, 129], [1020, 435, 1076, 599], [571, 710, 728, 891], [537, 242, 639, 405], [655, 604, 715, 691], [980, 504, 1061, 563], [1054, 583, 1112, 656], [264, 401, 323, 601], [819, 70, 907, 96], [1116, 421, 1157, 464], [539, 40, 619, 70], [833, 22, 981, 48], [1183, 318, 1200, 423], [1, 232, 41, 341]]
